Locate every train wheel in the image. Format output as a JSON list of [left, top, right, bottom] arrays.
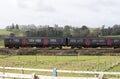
[[15, 46, 19, 49], [52, 47, 55, 49], [78, 47, 82, 49], [8, 46, 13, 49], [36, 46, 40, 48], [71, 46, 74, 49], [113, 47, 117, 49], [59, 46, 62, 49]]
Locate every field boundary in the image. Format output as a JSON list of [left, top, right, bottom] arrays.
[[0, 72, 98, 79], [0, 66, 120, 79], [0, 72, 35, 79]]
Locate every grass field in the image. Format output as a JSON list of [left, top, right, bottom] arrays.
[[101, 35, 120, 38], [0, 56, 119, 70], [0, 55, 120, 77], [0, 29, 10, 46], [0, 40, 4, 46], [0, 29, 12, 35]]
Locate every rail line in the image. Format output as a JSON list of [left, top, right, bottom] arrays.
[[0, 47, 117, 50], [0, 47, 120, 55]]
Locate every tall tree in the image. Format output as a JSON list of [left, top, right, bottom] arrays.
[[11, 23, 15, 29], [16, 24, 19, 29]]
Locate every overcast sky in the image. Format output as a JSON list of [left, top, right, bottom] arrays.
[[0, 0, 120, 29]]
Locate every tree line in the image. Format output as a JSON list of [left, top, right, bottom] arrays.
[[6, 24, 120, 37]]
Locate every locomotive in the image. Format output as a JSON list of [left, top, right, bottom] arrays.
[[4, 37, 120, 49]]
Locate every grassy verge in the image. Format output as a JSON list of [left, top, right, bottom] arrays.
[[101, 35, 120, 38], [0, 29, 12, 35], [0, 55, 120, 77], [0, 40, 4, 46]]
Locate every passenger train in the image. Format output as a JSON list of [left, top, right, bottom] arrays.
[[4, 37, 120, 49]]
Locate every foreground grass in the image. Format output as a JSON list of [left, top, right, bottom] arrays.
[[0, 55, 120, 77], [0, 56, 120, 71]]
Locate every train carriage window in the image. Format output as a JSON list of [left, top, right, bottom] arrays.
[[29, 39, 34, 42], [9, 40, 12, 42], [14, 39, 19, 42], [70, 39, 76, 42], [35, 39, 41, 42], [99, 39, 105, 42], [92, 39, 98, 42], [114, 39, 119, 42], [77, 39, 83, 43], [50, 39, 56, 42]]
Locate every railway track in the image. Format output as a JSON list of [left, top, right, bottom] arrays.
[[0, 47, 120, 56], [0, 47, 116, 50], [0, 47, 118, 52]]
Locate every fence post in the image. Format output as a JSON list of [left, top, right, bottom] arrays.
[[2, 66, 5, 79], [94, 70, 97, 78], [98, 74, 104, 79], [21, 66, 24, 79], [53, 68, 57, 77], [32, 73, 36, 79], [104, 61, 106, 71]]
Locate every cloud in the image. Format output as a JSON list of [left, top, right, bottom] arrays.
[[17, 0, 56, 12], [0, 0, 120, 28], [66, 0, 118, 13]]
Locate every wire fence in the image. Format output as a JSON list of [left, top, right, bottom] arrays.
[[0, 55, 120, 77], [0, 66, 120, 79]]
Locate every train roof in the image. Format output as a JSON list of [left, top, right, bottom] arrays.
[[4, 37, 120, 39], [4, 37, 65, 39]]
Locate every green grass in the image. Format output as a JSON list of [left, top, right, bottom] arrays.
[[0, 55, 120, 77], [89, 28, 94, 33], [0, 29, 25, 37], [101, 35, 120, 38], [0, 29, 12, 35], [0, 40, 4, 46], [0, 56, 119, 70]]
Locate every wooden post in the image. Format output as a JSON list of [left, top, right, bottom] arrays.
[[98, 74, 104, 79], [97, 56, 100, 71], [35, 55, 38, 65], [94, 70, 97, 78], [105, 61, 106, 71], [21, 66, 24, 79], [32, 73, 36, 79], [2, 66, 5, 79]]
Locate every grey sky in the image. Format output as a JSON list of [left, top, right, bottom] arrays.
[[0, 0, 120, 28]]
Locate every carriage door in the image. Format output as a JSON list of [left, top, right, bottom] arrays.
[[22, 39, 26, 46], [107, 39, 112, 46], [86, 39, 90, 46], [43, 38, 48, 46]]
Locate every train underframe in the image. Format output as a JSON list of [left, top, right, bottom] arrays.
[[5, 44, 120, 49], [6, 44, 64, 49]]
